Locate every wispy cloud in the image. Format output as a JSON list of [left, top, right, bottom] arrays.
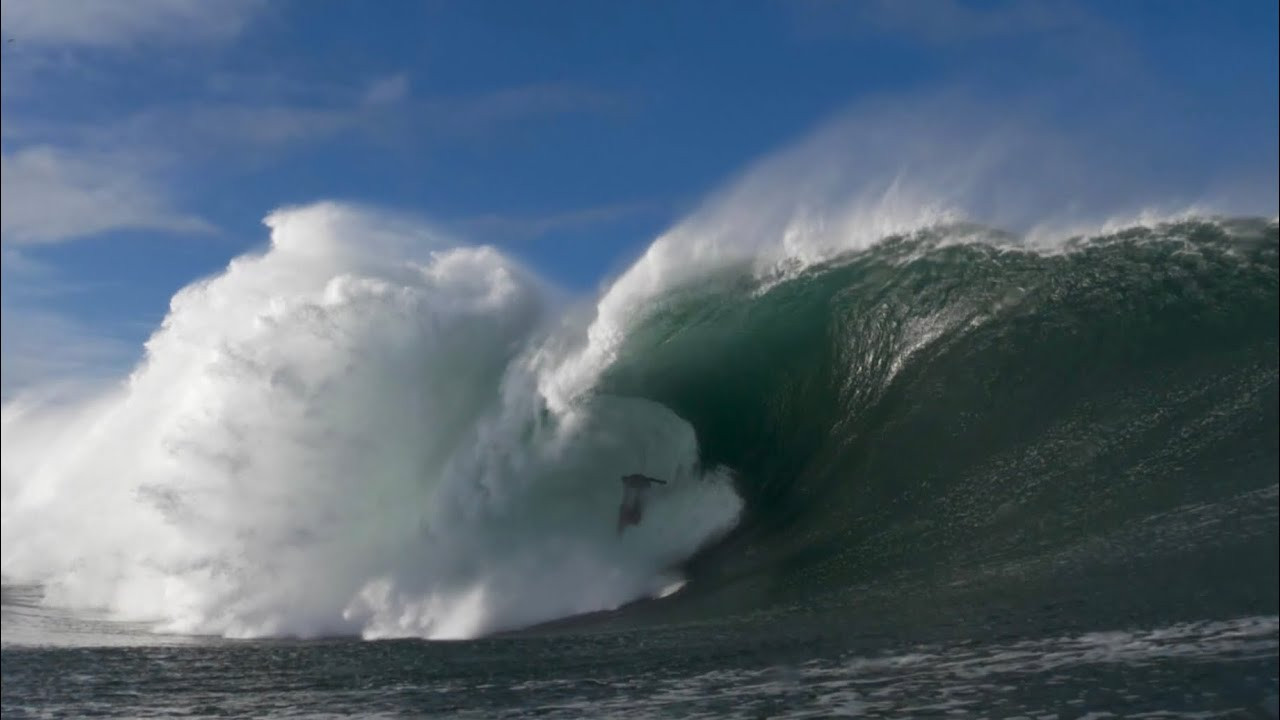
[[0, 0, 263, 48], [0, 5, 637, 397], [1, 236, 146, 398], [847, 0, 1099, 44], [430, 83, 630, 131], [363, 73, 410, 107], [0, 146, 212, 245], [791, 0, 1135, 75], [0, 305, 138, 399], [0, 0, 263, 247], [456, 202, 655, 243], [793, 0, 1100, 44], [8, 78, 631, 161], [0, 247, 104, 299], [791, 0, 1139, 100], [132, 103, 362, 151], [202, 80, 629, 149]]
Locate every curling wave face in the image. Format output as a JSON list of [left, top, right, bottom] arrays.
[[600, 219, 1278, 626]]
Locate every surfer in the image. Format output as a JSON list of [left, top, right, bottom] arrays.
[[617, 474, 667, 534]]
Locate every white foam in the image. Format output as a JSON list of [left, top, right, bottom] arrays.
[[1, 202, 742, 639]]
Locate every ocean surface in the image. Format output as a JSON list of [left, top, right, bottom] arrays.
[[3, 216, 1277, 717]]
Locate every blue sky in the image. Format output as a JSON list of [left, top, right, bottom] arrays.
[[1, 0, 1277, 394]]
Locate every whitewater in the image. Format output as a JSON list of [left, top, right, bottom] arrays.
[[2, 102, 1276, 642], [0, 200, 751, 639]]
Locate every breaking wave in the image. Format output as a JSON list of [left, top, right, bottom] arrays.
[[3, 104, 1276, 640]]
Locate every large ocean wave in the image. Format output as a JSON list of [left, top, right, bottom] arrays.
[[3, 106, 1276, 640]]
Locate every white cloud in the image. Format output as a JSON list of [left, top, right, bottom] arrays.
[[0, 0, 262, 48], [0, 146, 213, 245]]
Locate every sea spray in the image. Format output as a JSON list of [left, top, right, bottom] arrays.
[[0, 202, 742, 639]]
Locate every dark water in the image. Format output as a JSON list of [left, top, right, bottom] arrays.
[[4, 219, 1278, 717]]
